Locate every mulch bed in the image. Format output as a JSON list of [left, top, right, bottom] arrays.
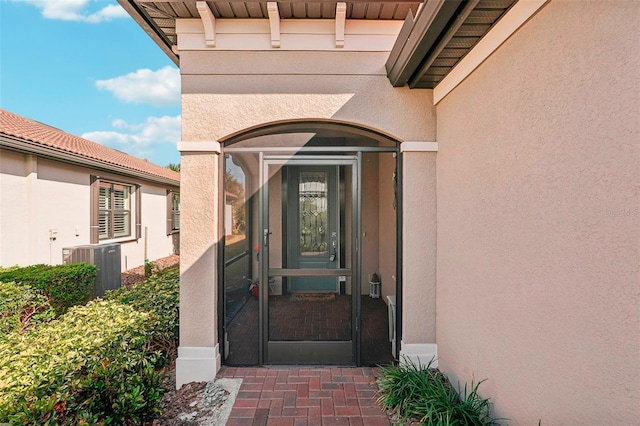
[[121, 254, 180, 286]]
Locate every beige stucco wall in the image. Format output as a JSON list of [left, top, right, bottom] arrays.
[[177, 48, 437, 370], [179, 152, 219, 347], [0, 150, 36, 265], [0, 149, 178, 271], [402, 152, 437, 345], [180, 51, 435, 142], [435, 1, 639, 423]]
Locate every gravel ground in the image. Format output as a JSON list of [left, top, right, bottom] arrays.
[[148, 375, 241, 426]]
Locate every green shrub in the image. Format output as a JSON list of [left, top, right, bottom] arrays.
[[377, 358, 500, 425], [144, 260, 156, 278], [0, 282, 55, 337], [107, 266, 179, 350], [0, 263, 96, 314], [0, 299, 165, 425]]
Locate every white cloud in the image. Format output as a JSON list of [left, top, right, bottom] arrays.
[[95, 67, 181, 107], [18, 0, 129, 23], [82, 115, 181, 160]]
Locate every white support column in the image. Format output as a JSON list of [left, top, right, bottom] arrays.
[[335, 2, 346, 48], [267, 2, 281, 48], [196, 1, 216, 47]]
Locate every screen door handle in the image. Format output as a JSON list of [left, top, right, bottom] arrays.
[[263, 229, 271, 247]]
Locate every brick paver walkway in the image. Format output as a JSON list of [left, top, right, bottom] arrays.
[[219, 367, 391, 425]]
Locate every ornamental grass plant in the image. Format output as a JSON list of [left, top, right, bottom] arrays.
[[377, 358, 501, 426]]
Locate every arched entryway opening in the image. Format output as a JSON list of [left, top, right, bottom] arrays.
[[219, 120, 402, 367]]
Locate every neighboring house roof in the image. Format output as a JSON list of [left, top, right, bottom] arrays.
[[117, 0, 423, 64], [0, 109, 180, 187], [226, 191, 239, 204]]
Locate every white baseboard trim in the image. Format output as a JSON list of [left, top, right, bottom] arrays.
[[399, 342, 438, 368], [175, 345, 221, 389]]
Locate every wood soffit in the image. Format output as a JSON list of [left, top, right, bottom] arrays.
[[119, 1, 518, 90], [119, 1, 422, 63]]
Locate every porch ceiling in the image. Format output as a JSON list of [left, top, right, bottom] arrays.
[[118, 1, 422, 64]]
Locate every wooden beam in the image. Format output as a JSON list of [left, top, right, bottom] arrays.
[[335, 2, 346, 48], [267, 2, 281, 48], [196, 0, 216, 47], [138, 1, 419, 3]]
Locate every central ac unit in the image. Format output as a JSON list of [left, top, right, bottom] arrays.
[[62, 244, 121, 297]]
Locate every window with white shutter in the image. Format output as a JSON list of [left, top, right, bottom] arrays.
[[166, 191, 180, 234], [171, 192, 180, 231], [97, 181, 132, 240]]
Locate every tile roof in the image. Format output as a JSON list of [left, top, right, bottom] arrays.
[[0, 109, 179, 185]]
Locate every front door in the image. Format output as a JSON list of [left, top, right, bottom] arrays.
[[260, 155, 360, 364], [287, 166, 339, 293]]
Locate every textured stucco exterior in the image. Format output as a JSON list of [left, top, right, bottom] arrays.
[[0, 149, 178, 270], [402, 152, 437, 345], [120, 0, 640, 419], [176, 151, 220, 386], [176, 46, 437, 383], [435, 1, 640, 423], [180, 51, 435, 142], [179, 152, 219, 347]]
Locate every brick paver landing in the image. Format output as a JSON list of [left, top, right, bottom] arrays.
[[219, 367, 391, 426]]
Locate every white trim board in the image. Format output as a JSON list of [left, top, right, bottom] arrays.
[[400, 141, 438, 152], [433, 0, 550, 105], [400, 342, 438, 368], [175, 18, 403, 52], [177, 141, 222, 153], [175, 345, 221, 389]]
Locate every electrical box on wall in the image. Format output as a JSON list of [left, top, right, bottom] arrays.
[[62, 244, 121, 297]]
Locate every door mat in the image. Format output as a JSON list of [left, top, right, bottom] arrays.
[[289, 293, 336, 302]]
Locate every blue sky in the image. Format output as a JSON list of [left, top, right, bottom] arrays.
[[0, 0, 181, 166]]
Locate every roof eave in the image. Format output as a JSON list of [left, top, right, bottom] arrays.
[[386, 0, 464, 87], [118, 0, 179, 65], [0, 134, 180, 187]]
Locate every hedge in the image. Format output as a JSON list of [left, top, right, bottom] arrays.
[[0, 266, 180, 425], [0, 300, 165, 425], [0, 263, 97, 314], [106, 266, 180, 347], [0, 282, 55, 338]]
